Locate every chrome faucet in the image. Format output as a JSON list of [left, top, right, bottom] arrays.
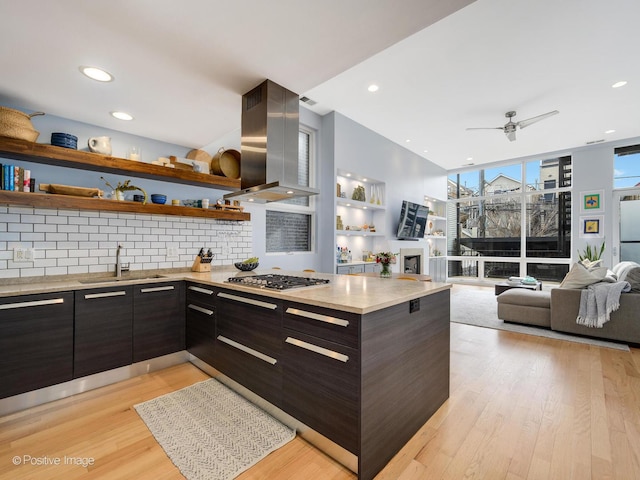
[[116, 244, 122, 277]]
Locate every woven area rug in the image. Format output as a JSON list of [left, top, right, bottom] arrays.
[[450, 284, 630, 351], [134, 378, 296, 480]]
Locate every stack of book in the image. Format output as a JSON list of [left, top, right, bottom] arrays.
[[1, 164, 35, 192]]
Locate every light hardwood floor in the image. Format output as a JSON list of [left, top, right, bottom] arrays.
[[2, 300, 639, 479]]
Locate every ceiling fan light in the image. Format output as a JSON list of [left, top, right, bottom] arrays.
[[80, 66, 113, 82], [367, 84, 379, 92]]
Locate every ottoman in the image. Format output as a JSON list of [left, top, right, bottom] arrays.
[[496, 288, 551, 327]]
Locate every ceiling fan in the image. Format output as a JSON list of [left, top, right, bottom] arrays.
[[467, 110, 559, 142]]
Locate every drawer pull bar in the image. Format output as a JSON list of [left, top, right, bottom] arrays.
[[217, 292, 277, 310], [0, 298, 64, 310], [84, 291, 127, 300], [217, 335, 277, 365], [188, 304, 214, 316], [286, 307, 349, 327], [140, 285, 175, 293], [188, 286, 214, 295], [285, 337, 349, 363]]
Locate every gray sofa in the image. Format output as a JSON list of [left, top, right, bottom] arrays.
[[497, 287, 640, 345], [550, 288, 640, 344]]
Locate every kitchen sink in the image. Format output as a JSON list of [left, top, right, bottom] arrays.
[[79, 274, 167, 284]]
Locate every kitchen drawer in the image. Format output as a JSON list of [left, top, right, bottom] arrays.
[[0, 291, 74, 399], [133, 281, 185, 362], [214, 335, 282, 407], [215, 289, 282, 358], [283, 301, 359, 349], [186, 282, 216, 308], [283, 329, 359, 454], [186, 298, 216, 366], [74, 286, 133, 378]]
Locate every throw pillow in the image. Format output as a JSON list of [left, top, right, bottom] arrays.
[[559, 262, 607, 289], [625, 267, 640, 293], [611, 261, 640, 280]]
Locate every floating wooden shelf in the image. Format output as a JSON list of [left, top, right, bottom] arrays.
[[0, 136, 240, 191], [0, 190, 250, 220]]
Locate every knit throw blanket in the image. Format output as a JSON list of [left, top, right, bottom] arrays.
[[577, 281, 631, 328]]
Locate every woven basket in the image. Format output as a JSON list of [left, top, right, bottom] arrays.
[[0, 107, 44, 142]]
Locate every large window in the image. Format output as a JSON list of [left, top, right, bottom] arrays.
[[265, 128, 315, 253], [448, 156, 571, 282], [614, 144, 640, 189]]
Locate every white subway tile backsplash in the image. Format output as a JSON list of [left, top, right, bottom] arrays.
[[1, 207, 251, 279]]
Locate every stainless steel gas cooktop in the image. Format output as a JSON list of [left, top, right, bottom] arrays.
[[226, 274, 330, 290]]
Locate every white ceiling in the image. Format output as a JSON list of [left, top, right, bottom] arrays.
[[1, 0, 639, 171]]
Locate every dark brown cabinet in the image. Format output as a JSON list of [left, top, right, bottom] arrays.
[[133, 282, 185, 362], [0, 291, 74, 399], [282, 303, 360, 453], [214, 289, 282, 407], [74, 286, 133, 378], [186, 283, 217, 366]]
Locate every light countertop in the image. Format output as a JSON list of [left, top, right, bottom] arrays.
[[0, 267, 450, 314]]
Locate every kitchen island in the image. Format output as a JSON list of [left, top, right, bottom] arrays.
[[0, 268, 450, 480]]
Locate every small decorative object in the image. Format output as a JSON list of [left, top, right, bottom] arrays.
[[150, 194, 167, 204], [428, 221, 433, 235], [88, 136, 112, 155], [101, 176, 147, 203], [352, 185, 366, 202], [235, 257, 259, 271], [51, 132, 78, 150], [128, 146, 141, 161], [375, 251, 397, 278], [337, 183, 342, 197]]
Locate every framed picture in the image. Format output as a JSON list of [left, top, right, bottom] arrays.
[[581, 190, 604, 212], [580, 215, 604, 238]]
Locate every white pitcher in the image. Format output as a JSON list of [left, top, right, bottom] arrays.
[[88, 136, 112, 155]]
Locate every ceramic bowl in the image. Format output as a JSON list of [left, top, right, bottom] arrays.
[[151, 194, 167, 204], [234, 262, 259, 271]]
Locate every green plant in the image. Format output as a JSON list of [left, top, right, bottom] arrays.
[[101, 176, 148, 204], [577, 241, 605, 262]]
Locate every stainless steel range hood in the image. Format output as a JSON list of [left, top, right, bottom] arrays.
[[223, 80, 319, 203]]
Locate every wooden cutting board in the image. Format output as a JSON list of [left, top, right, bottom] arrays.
[[186, 149, 212, 164]]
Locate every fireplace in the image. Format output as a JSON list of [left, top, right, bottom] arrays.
[[399, 248, 425, 275]]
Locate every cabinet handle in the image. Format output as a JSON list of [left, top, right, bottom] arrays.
[[0, 297, 65, 310], [217, 292, 278, 310], [285, 307, 349, 327], [84, 291, 127, 300], [217, 335, 277, 365], [285, 337, 349, 363], [188, 285, 214, 295], [188, 304, 214, 316], [140, 285, 175, 293]]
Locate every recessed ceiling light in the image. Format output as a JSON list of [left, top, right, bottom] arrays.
[[405, 139, 411, 143], [110, 111, 134, 121], [286, 190, 294, 195], [467, 157, 473, 161], [80, 66, 113, 82], [367, 84, 379, 92], [612, 81, 627, 88], [362, 178, 368, 182], [345, 173, 351, 177], [605, 129, 616, 134], [423, 149, 428, 153]]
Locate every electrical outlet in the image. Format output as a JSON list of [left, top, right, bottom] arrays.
[[166, 246, 179, 259], [13, 247, 35, 262]]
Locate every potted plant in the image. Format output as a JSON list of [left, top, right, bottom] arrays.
[[101, 176, 148, 203], [577, 241, 605, 262]]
